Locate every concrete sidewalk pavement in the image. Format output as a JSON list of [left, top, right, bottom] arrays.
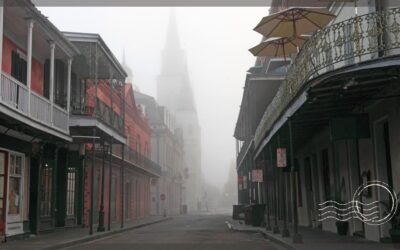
[[226, 219, 398, 250], [2, 216, 171, 250]]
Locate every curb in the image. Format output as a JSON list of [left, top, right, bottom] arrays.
[[225, 221, 295, 250], [43, 217, 172, 250]]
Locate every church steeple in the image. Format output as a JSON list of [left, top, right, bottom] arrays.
[[158, 9, 197, 114], [165, 8, 181, 50]]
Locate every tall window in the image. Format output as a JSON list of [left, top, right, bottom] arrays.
[[11, 50, 27, 85], [66, 168, 76, 216], [322, 149, 331, 200], [136, 135, 141, 155], [40, 163, 53, 217], [8, 154, 23, 215], [145, 142, 149, 157], [44, 59, 66, 106]]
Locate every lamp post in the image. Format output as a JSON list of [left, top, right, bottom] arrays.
[[97, 143, 109, 232]]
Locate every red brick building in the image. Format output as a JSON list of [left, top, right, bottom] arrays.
[[63, 32, 161, 233]]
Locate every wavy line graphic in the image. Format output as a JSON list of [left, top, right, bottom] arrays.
[[318, 210, 379, 218], [318, 200, 380, 206], [318, 205, 380, 212], [318, 199, 381, 223]]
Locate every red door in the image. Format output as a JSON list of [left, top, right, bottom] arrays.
[[0, 151, 8, 236]]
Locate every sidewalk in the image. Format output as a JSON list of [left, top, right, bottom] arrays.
[[2, 216, 171, 250], [225, 219, 398, 250]]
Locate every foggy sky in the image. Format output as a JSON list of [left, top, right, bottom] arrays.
[[38, 7, 268, 189]]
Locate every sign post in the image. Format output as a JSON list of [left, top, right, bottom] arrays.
[[252, 169, 263, 203]]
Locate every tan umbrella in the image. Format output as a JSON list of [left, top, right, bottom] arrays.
[[254, 7, 336, 38], [249, 36, 309, 58]]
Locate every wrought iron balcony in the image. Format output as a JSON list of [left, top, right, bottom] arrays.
[[124, 146, 162, 176], [254, 7, 400, 147], [71, 96, 124, 135]]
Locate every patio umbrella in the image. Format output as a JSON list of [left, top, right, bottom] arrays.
[[254, 7, 336, 39], [249, 36, 309, 58]]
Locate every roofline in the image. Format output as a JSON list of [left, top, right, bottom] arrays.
[[22, 0, 80, 57], [62, 31, 128, 78]]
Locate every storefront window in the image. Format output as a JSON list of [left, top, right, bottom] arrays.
[[8, 154, 22, 215]]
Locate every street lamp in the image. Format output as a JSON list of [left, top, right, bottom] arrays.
[[98, 143, 110, 232]]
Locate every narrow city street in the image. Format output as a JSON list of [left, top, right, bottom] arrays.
[[62, 214, 282, 250]]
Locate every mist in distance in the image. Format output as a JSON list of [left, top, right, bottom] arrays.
[[38, 6, 267, 209]]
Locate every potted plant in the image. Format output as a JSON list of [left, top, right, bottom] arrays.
[[334, 198, 349, 236]]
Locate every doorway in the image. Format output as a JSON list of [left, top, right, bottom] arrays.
[[6, 152, 24, 236]]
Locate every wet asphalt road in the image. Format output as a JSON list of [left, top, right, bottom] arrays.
[[65, 214, 282, 250]]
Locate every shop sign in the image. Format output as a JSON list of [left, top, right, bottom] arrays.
[[277, 148, 287, 168]]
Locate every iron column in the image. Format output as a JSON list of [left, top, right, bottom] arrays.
[[289, 118, 302, 243]]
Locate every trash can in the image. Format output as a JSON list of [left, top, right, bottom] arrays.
[[232, 205, 244, 220], [180, 205, 187, 214], [251, 204, 266, 227]]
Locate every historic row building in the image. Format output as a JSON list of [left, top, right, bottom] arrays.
[[235, 0, 400, 243], [0, 0, 160, 240], [135, 91, 185, 216]]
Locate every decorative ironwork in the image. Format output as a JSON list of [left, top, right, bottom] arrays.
[[254, 8, 400, 147], [124, 146, 162, 176], [71, 96, 124, 135]]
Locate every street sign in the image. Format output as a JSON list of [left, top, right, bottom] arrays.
[[277, 148, 287, 167], [160, 193, 166, 201], [252, 169, 263, 182], [238, 176, 244, 190]]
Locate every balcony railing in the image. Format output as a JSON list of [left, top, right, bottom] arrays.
[[0, 72, 69, 134], [71, 97, 124, 135], [254, 7, 400, 147], [124, 146, 162, 176]]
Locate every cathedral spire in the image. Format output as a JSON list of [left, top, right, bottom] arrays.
[[158, 8, 197, 114], [165, 8, 181, 50]]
